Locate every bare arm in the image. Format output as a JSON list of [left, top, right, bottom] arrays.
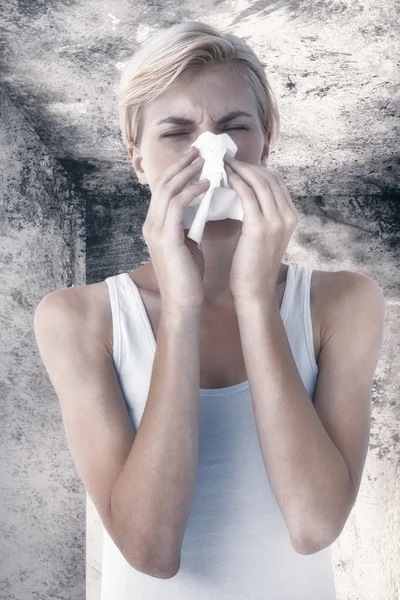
[[234, 272, 385, 554], [34, 287, 201, 579], [109, 301, 202, 577]]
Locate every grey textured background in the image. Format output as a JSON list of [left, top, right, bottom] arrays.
[[0, 85, 85, 599], [0, 1, 399, 599]]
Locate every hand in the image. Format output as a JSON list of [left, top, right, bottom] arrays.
[[223, 154, 300, 302], [142, 147, 210, 310]]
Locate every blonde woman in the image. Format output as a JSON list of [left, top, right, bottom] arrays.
[[34, 21, 385, 599]]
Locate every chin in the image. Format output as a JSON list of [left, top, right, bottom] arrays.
[[205, 218, 238, 226], [202, 219, 242, 239]]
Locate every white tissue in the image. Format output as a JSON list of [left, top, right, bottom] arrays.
[[182, 131, 244, 251]]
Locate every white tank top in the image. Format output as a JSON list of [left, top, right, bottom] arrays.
[[102, 262, 336, 599]]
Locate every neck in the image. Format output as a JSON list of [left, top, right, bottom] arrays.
[[199, 220, 241, 307], [193, 220, 287, 309]]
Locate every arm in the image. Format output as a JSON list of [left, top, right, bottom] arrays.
[[234, 271, 385, 554], [110, 301, 202, 577], [34, 287, 202, 578]]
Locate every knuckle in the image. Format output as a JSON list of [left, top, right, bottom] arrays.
[[168, 194, 180, 207], [252, 222, 265, 237], [269, 218, 281, 233], [261, 178, 271, 190]]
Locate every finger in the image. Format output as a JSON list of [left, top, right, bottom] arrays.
[[226, 165, 266, 226], [271, 172, 300, 221], [226, 162, 280, 225], [255, 173, 284, 225], [227, 158, 297, 225], [147, 154, 205, 226], [162, 146, 199, 185]]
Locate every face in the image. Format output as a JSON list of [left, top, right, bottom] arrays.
[[129, 64, 271, 188]]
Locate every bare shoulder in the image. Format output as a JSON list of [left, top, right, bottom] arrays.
[[35, 280, 113, 358], [313, 268, 383, 302], [312, 268, 384, 346]]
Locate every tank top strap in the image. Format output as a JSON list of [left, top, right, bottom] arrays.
[[104, 272, 155, 373], [104, 274, 123, 370], [284, 263, 311, 314], [301, 265, 318, 373], [283, 264, 318, 375]]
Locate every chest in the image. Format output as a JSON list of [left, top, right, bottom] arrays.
[[127, 276, 322, 390]]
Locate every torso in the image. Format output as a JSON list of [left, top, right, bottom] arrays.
[[81, 262, 328, 390]]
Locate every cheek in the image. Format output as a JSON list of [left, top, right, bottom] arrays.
[[144, 153, 168, 176], [234, 137, 264, 165], [146, 155, 179, 191], [156, 147, 192, 179]]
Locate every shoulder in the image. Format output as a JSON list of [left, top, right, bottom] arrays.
[[34, 280, 113, 357], [312, 268, 385, 346], [313, 267, 383, 301]]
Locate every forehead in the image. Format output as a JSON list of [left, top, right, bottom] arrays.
[[144, 65, 258, 123]]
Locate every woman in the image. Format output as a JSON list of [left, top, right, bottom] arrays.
[[34, 21, 385, 599]]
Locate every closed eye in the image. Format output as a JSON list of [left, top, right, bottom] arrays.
[[162, 126, 248, 137]]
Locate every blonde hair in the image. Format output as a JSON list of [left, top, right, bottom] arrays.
[[118, 21, 280, 155]]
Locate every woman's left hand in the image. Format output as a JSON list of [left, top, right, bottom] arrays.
[[224, 154, 300, 302]]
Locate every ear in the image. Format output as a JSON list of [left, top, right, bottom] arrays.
[[261, 131, 272, 165], [128, 144, 149, 185]]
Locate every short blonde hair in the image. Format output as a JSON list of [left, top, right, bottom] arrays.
[[118, 21, 280, 155]]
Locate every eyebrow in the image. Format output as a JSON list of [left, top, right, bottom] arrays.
[[156, 110, 254, 126]]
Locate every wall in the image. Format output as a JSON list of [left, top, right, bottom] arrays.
[[0, 88, 85, 600]]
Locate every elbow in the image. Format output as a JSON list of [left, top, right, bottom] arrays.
[[129, 555, 181, 579], [292, 536, 329, 555], [291, 525, 339, 555], [125, 545, 181, 579], [108, 508, 181, 578], [290, 486, 352, 555]]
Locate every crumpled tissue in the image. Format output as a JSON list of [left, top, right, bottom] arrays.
[[182, 131, 244, 251]]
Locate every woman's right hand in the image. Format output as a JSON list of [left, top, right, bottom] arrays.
[[142, 146, 211, 310]]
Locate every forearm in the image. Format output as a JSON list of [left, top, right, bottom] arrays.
[[234, 297, 351, 551], [110, 304, 201, 576]]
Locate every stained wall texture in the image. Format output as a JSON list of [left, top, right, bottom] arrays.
[[0, 88, 85, 599], [0, 1, 399, 600]]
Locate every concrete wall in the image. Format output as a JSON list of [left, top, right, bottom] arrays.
[[0, 88, 85, 600]]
